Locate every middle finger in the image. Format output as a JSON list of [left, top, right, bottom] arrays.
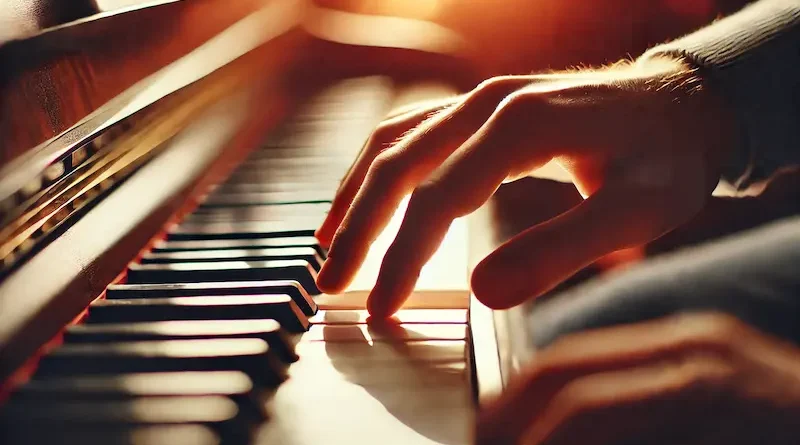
[[316, 75, 544, 293]]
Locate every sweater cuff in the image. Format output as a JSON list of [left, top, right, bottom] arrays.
[[640, 0, 800, 189]]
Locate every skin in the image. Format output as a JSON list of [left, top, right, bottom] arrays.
[[315, 55, 739, 315], [311, 2, 800, 443], [475, 312, 800, 445]]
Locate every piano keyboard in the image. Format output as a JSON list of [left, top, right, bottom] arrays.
[[1, 78, 475, 444]]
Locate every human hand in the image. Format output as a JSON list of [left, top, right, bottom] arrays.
[[475, 312, 800, 445], [315, 55, 738, 316]]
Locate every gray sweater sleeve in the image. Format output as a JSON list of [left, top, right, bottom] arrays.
[[640, 0, 800, 189]]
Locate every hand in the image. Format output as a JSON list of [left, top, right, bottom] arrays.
[[315, 55, 738, 316], [475, 312, 800, 445]]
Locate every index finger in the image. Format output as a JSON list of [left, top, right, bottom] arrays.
[[317, 76, 542, 294], [316, 97, 458, 247]]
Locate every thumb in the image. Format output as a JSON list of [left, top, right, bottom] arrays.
[[471, 181, 698, 309]]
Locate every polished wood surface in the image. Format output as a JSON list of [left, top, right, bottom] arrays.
[[0, 0, 475, 171], [0, 0, 279, 166]]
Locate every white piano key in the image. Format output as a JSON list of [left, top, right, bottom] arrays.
[[258, 339, 472, 445], [309, 309, 468, 325], [301, 324, 468, 342]]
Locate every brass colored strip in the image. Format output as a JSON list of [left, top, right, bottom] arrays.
[[0, 68, 245, 274]]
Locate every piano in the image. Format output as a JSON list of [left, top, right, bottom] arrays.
[[0, 1, 530, 443]]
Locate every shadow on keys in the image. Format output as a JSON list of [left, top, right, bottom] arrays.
[[318, 315, 470, 445]]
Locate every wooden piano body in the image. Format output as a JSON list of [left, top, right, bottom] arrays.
[[0, 1, 526, 443]]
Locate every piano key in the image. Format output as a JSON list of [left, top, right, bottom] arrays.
[[221, 172, 344, 185], [151, 236, 324, 256], [185, 203, 330, 222], [167, 221, 320, 241], [88, 295, 310, 332], [13, 371, 263, 420], [65, 320, 297, 362], [246, 147, 349, 160], [105, 281, 316, 316], [1, 397, 246, 445], [295, 340, 467, 366], [199, 191, 334, 207], [234, 157, 352, 170], [309, 309, 468, 325], [35, 339, 286, 388], [2, 424, 220, 445], [259, 341, 471, 445], [126, 260, 320, 296], [211, 180, 337, 194], [140, 247, 323, 271], [301, 324, 468, 342], [315, 290, 469, 310]]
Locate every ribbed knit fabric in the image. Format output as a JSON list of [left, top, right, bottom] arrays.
[[641, 0, 800, 189]]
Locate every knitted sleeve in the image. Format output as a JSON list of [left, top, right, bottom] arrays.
[[640, 0, 800, 189]]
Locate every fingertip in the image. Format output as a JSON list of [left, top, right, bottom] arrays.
[[315, 215, 338, 248], [366, 295, 391, 318], [471, 254, 527, 310], [366, 283, 393, 318], [367, 278, 407, 318], [470, 258, 503, 309], [316, 262, 347, 294], [314, 227, 331, 249]]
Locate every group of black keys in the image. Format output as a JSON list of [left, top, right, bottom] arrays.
[[1, 80, 394, 445]]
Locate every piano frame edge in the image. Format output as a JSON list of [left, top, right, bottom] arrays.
[[469, 293, 504, 405]]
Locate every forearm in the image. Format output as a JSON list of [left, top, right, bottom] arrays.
[[640, 0, 800, 189]]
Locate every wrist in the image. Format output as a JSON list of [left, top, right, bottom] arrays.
[[633, 53, 744, 189]]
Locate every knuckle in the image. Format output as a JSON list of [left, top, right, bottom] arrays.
[[694, 312, 747, 347], [408, 181, 446, 210], [473, 76, 513, 96], [674, 353, 736, 395], [466, 76, 519, 108], [495, 91, 541, 119], [668, 312, 745, 353], [369, 153, 406, 185]]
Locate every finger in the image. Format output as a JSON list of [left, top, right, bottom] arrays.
[[519, 355, 733, 445], [471, 163, 703, 309], [316, 98, 458, 247], [475, 312, 741, 444], [317, 76, 543, 293], [368, 92, 556, 317]]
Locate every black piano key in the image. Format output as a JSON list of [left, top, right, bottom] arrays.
[[167, 221, 319, 241], [12, 371, 263, 420], [1, 424, 220, 445], [151, 236, 325, 257], [140, 247, 323, 271], [35, 339, 286, 388], [1, 397, 244, 445], [65, 320, 297, 363], [199, 191, 334, 207], [87, 295, 310, 333], [126, 259, 320, 296], [105, 280, 315, 316]]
